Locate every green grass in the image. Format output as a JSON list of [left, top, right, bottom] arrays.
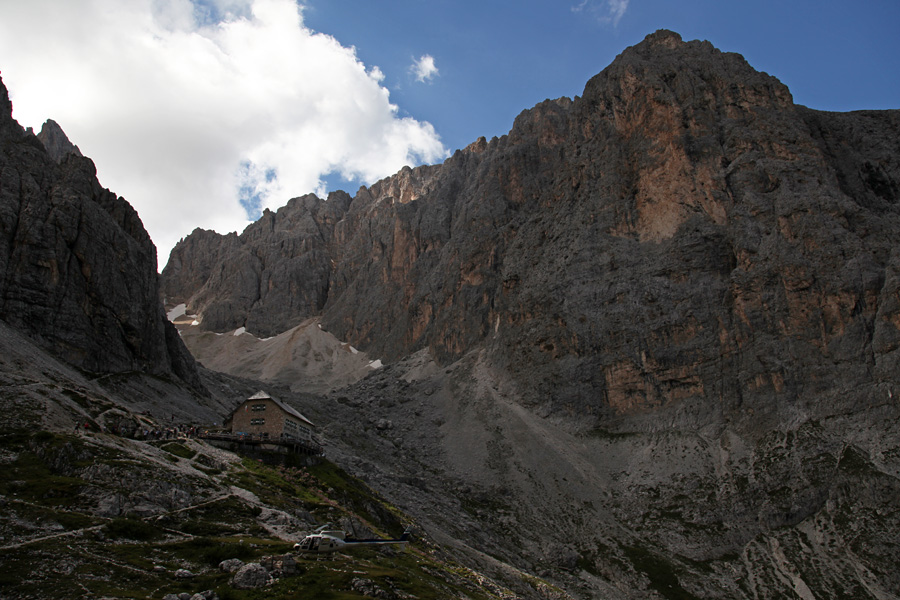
[[224, 457, 404, 537], [104, 515, 162, 541], [227, 458, 318, 506], [305, 461, 406, 536], [194, 452, 224, 475], [0, 446, 87, 508], [161, 441, 198, 460], [0, 531, 505, 600], [168, 536, 283, 566], [1, 497, 100, 535], [583, 428, 641, 440], [245, 458, 302, 492], [0, 429, 539, 600], [150, 495, 267, 538]]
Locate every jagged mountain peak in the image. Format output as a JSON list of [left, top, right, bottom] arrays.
[[162, 30, 900, 432], [0, 75, 204, 393], [36, 118, 83, 163]]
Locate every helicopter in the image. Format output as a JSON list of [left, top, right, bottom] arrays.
[[293, 524, 412, 554]]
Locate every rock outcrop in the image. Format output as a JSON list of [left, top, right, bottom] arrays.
[[162, 190, 356, 336], [35, 118, 83, 163], [0, 75, 204, 392]]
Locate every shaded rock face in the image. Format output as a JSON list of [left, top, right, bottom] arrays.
[[162, 189, 357, 336], [314, 350, 900, 600], [161, 164, 442, 339], [162, 31, 900, 435], [0, 76, 203, 392]]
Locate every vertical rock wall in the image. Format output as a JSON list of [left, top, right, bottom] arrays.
[[0, 75, 203, 393], [160, 31, 900, 429]]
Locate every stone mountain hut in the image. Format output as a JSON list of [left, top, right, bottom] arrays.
[[228, 390, 317, 446]]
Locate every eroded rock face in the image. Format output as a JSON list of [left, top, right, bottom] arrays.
[[162, 31, 900, 435], [162, 162, 445, 339], [162, 190, 357, 337], [0, 76, 203, 392]]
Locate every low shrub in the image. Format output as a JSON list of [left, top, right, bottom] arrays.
[[104, 516, 160, 541]]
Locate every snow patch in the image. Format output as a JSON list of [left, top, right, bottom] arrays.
[[167, 303, 186, 321], [349, 346, 359, 355], [367, 359, 383, 370], [233, 327, 247, 336]]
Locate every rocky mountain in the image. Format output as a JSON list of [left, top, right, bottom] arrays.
[[0, 316, 540, 598], [160, 30, 900, 599], [164, 29, 900, 434], [3, 29, 900, 599], [0, 76, 203, 393]]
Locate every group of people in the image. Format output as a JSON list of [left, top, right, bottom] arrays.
[[74, 418, 204, 441], [138, 424, 202, 440]]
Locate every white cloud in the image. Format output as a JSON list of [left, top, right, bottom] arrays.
[[572, 0, 630, 26], [0, 0, 447, 266], [411, 54, 439, 83]]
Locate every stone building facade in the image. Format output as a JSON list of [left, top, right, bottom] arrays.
[[229, 390, 315, 442]]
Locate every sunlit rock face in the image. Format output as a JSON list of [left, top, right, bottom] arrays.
[[0, 76, 203, 393], [164, 30, 900, 433]]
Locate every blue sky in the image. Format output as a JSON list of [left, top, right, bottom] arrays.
[[309, 0, 899, 157], [0, 0, 897, 265]]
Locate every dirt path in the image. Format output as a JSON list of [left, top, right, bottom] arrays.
[[0, 520, 106, 551], [0, 431, 307, 552], [0, 490, 241, 551]]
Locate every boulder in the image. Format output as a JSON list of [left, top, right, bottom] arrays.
[[218, 558, 244, 573], [231, 562, 270, 589], [259, 553, 299, 577]]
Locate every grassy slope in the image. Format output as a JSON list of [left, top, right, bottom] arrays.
[[0, 429, 550, 599]]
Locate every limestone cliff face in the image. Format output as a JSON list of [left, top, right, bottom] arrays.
[[0, 76, 203, 392], [163, 30, 900, 434], [473, 30, 900, 434], [162, 189, 357, 336], [161, 164, 442, 338]]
